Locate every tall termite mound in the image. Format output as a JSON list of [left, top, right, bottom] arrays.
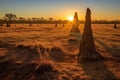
[[70, 12, 80, 33], [78, 8, 103, 62]]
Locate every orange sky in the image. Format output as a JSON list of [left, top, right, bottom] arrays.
[[0, 0, 120, 20]]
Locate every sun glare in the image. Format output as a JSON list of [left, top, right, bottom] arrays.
[[68, 16, 73, 21]]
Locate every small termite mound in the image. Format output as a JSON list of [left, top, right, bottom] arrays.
[[49, 46, 65, 62]]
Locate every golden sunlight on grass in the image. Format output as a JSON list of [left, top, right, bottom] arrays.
[[67, 16, 73, 21]]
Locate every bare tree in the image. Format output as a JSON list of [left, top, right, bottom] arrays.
[[78, 8, 103, 62]]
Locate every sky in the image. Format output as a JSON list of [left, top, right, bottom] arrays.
[[0, 0, 120, 20]]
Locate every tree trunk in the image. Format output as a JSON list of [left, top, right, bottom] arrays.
[[113, 23, 117, 29], [78, 8, 103, 62], [6, 20, 10, 27], [0, 23, 3, 26]]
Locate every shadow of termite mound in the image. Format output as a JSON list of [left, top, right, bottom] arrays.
[[35, 65, 59, 80], [35, 61, 54, 75], [15, 44, 38, 53], [49, 46, 65, 62], [13, 63, 37, 80], [0, 41, 15, 49], [68, 33, 81, 45], [35, 60, 59, 80], [80, 61, 118, 80], [0, 61, 12, 76], [68, 37, 78, 44], [0, 60, 22, 80], [14, 44, 41, 63]]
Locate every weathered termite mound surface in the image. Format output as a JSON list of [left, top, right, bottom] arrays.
[[49, 46, 65, 62], [70, 12, 80, 34], [69, 12, 81, 45], [78, 8, 103, 62]]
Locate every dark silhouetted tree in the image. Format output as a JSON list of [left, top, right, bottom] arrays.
[[27, 18, 32, 26], [19, 17, 25, 25], [0, 19, 3, 26], [0, 23, 3, 26], [78, 8, 103, 62], [5, 13, 16, 27], [40, 17, 45, 21], [113, 23, 117, 29], [63, 24, 65, 27], [55, 23, 57, 27], [48, 17, 54, 21]]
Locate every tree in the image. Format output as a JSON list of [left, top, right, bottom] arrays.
[[48, 17, 54, 21], [5, 13, 16, 27], [78, 8, 103, 62], [27, 18, 32, 26], [55, 22, 57, 27], [19, 17, 26, 25], [19, 17, 25, 21], [40, 17, 45, 21], [113, 23, 117, 29], [0, 19, 3, 26]]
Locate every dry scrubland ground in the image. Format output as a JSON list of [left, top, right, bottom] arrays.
[[0, 23, 120, 80]]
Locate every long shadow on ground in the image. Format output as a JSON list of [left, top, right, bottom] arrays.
[[68, 32, 81, 45], [80, 61, 118, 80], [94, 38, 120, 59]]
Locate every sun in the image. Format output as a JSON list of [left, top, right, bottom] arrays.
[[68, 16, 73, 21]]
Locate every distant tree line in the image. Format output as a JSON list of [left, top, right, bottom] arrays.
[[92, 19, 120, 24], [0, 13, 69, 26], [0, 13, 120, 27]]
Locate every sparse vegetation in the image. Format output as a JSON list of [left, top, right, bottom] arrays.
[[0, 22, 120, 80], [0, 6, 120, 80], [4, 13, 16, 27]]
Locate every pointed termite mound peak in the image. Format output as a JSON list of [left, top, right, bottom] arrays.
[[70, 12, 80, 33], [74, 12, 79, 24], [78, 8, 103, 62]]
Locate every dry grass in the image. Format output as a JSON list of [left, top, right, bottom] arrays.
[[35, 40, 58, 77], [0, 24, 120, 80]]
